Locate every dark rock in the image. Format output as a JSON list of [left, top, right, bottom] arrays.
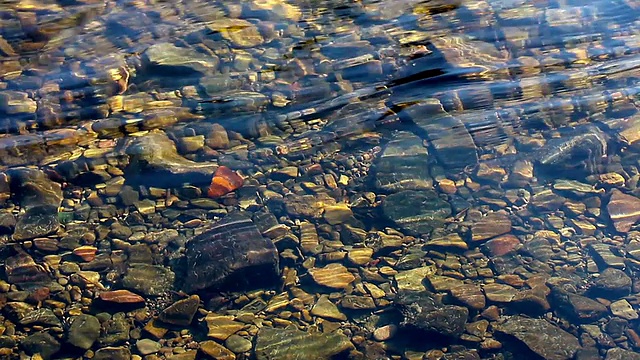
[[13, 205, 60, 241], [183, 212, 279, 293], [67, 314, 100, 350], [591, 268, 632, 299], [550, 284, 608, 323], [122, 263, 175, 296], [20, 332, 60, 360], [382, 190, 451, 235], [604, 317, 628, 338], [6, 167, 63, 241], [254, 327, 354, 360], [18, 308, 61, 327], [496, 316, 580, 360], [6, 167, 62, 209], [98, 312, 131, 346], [4, 252, 51, 285], [124, 130, 218, 187], [395, 290, 468, 338], [159, 295, 200, 326], [0, 212, 16, 233]]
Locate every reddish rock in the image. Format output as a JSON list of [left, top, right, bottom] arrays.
[[484, 234, 521, 257], [73, 246, 97, 262], [608, 189, 640, 233], [208, 166, 244, 198], [99, 290, 145, 304], [472, 213, 512, 242]]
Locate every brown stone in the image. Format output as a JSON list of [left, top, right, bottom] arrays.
[[608, 189, 640, 233], [99, 290, 145, 304], [471, 213, 512, 242], [200, 340, 235, 360], [450, 284, 486, 310]]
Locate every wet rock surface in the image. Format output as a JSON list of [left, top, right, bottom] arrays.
[[496, 316, 581, 360], [254, 327, 354, 360], [183, 212, 279, 293], [0, 0, 640, 359]]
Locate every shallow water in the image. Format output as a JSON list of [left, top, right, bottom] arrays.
[[1, 0, 640, 359]]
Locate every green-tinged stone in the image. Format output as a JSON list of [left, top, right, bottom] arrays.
[[122, 264, 175, 296], [496, 316, 580, 360], [373, 131, 432, 192], [394, 266, 436, 292], [67, 314, 100, 350], [311, 295, 346, 321], [382, 190, 451, 235], [254, 327, 354, 360]]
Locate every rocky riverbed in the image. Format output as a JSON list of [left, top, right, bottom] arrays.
[[2, 0, 640, 359]]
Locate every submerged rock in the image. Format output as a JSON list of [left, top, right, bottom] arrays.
[[373, 131, 432, 192], [395, 290, 468, 338], [142, 42, 217, 74], [608, 189, 640, 233], [382, 190, 451, 235], [254, 327, 354, 360], [6, 168, 63, 241], [591, 268, 632, 299], [124, 130, 219, 187], [496, 316, 580, 360], [183, 212, 279, 293]]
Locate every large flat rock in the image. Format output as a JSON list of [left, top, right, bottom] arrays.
[[496, 316, 580, 360], [183, 212, 279, 293]]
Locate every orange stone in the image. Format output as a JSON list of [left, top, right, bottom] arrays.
[[73, 246, 97, 262], [208, 166, 244, 198], [99, 290, 145, 304]]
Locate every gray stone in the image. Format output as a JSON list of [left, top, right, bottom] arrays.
[[382, 190, 451, 235], [67, 314, 100, 350], [183, 212, 279, 293], [18, 308, 61, 327], [254, 327, 354, 360], [591, 268, 632, 299], [395, 290, 468, 338], [122, 263, 175, 296], [136, 338, 161, 355], [496, 316, 580, 360], [94, 346, 132, 360], [20, 332, 60, 360], [98, 313, 131, 346], [225, 334, 253, 353], [142, 43, 217, 74], [605, 348, 640, 360], [7, 167, 63, 241], [124, 131, 218, 187]]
